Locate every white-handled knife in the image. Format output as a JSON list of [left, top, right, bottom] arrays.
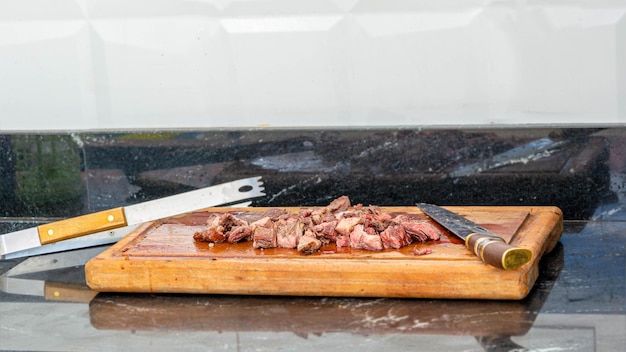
[[0, 177, 265, 259]]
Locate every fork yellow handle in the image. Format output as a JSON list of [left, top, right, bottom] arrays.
[[37, 208, 127, 245]]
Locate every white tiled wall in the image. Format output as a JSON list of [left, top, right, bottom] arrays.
[[1, 0, 625, 130]]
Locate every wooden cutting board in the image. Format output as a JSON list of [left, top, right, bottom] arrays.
[[85, 206, 562, 300]]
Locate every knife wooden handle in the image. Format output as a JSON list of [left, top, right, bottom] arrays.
[[465, 233, 532, 270], [37, 208, 127, 245]]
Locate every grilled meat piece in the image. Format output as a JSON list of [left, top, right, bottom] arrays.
[[193, 196, 441, 255], [380, 224, 412, 249], [349, 224, 383, 251], [402, 221, 442, 242], [297, 231, 322, 254], [275, 216, 303, 249], [193, 213, 247, 243]]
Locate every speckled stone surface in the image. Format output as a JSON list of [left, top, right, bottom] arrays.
[[1, 128, 616, 219], [1, 127, 624, 351]]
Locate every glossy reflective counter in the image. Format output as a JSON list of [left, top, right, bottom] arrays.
[[1, 220, 624, 351], [1, 127, 625, 351]]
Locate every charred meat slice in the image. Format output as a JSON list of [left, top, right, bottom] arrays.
[[227, 225, 253, 243], [275, 216, 303, 249], [193, 213, 247, 243], [297, 232, 322, 254], [380, 224, 412, 249], [335, 235, 350, 248], [413, 247, 433, 256], [251, 216, 272, 229], [402, 221, 442, 242], [335, 217, 361, 236], [253, 226, 277, 249], [313, 220, 338, 243], [193, 196, 442, 255], [325, 195, 351, 213], [261, 208, 291, 221], [349, 224, 383, 251], [193, 227, 226, 243]]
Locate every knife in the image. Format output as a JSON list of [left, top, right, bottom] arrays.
[[0, 177, 265, 259], [415, 203, 532, 270]]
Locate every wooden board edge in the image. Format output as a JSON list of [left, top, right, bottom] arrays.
[[85, 206, 563, 300], [515, 206, 563, 258], [86, 255, 531, 300], [507, 205, 563, 298], [85, 221, 156, 286]]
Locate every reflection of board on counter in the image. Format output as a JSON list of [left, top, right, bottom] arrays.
[[89, 262, 563, 336], [85, 206, 562, 300]]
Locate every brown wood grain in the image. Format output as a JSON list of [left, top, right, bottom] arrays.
[[38, 207, 127, 244], [85, 206, 562, 300]]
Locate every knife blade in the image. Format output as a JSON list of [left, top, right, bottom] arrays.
[[0, 177, 265, 259], [415, 203, 532, 270]]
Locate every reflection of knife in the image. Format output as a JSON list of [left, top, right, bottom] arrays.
[[1, 177, 265, 259], [1, 246, 103, 302], [0, 276, 98, 302], [416, 203, 532, 270]]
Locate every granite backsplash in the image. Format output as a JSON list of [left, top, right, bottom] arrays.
[[1, 127, 624, 222]]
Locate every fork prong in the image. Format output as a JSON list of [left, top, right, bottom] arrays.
[[254, 176, 265, 196]]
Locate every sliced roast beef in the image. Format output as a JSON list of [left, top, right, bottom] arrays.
[[275, 216, 303, 249], [227, 225, 253, 243], [402, 220, 442, 242], [261, 208, 291, 220], [325, 195, 351, 213], [335, 235, 350, 248], [193, 213, 247, 243], [251, 216, 273, 229], [313, 220, 338, 243], [193, 227, 227, 243], [297, 231, 322, 254], [253, 226, 277, 249], [193, 196, 441, 254], [380, 224, 412, 249], [335, 217, 361, 236], [413, 247, 433, 256], [349, 224, 383, 251]]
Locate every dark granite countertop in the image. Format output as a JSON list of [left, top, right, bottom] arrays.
[[1, 127, 624, 351]]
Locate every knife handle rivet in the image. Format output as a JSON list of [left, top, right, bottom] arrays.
[[47, 229, 54, 236], [107, 215, 115, 222]]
